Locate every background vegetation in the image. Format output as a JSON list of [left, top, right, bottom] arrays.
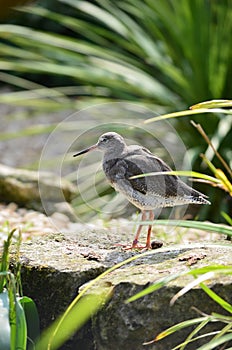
[[0, 2, 231, 349], [0, 0, 231, 221]]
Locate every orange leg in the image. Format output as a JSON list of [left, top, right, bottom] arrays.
[[131, 210, 147, 248], [145, 210, 155, 249], [119, 210, 161, 250]]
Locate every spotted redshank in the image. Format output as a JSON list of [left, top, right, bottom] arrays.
[[73, 132, 210, 249]]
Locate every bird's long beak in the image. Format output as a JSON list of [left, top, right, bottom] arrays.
[[73, 144, 98, 157]]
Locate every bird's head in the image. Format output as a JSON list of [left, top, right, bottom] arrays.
[[97, 132, 125, 151], [73, 132, 126, 157]]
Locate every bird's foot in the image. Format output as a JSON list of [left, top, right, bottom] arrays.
[[115, 241, 147, 251], [116, 239, 163, 251], [125, 244, 149, 251], [132, 239, 163, 251], [131, 239, 150, 251]]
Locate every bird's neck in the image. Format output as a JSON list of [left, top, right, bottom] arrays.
[[103, 144, 127, 162]]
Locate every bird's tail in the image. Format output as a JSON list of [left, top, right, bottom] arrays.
[[190, 188, 211, 205]]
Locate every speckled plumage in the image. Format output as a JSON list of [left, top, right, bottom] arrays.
[[74, 132, 210, 249]]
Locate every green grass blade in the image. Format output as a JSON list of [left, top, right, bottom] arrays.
[[199, 283, 232, 314], [19, 296, 40, 349], [36, 289, 112, 350], [221, 212, 232, 225], [212, 322, 232, 340], [178, 318, 212, 350], [143, 316, 211, 345], [197, 333, 232, 350], [0, 228, 16, 293], [172, 331, 221, 350], [145, 108, 232, 123], [126, 273, 183, 303], [170, 272, 215, 306], [150, 220, 232, 237], [8, 274, 17, 350], [36, 252, 150, 350], [170, 265, 232, 309], [129, 170, 221, 184], [61, 0, 127, 37], [127, 265, 232, 304], [191, 99, 232, 109], [15, 297, 27, 350], [187, 265, 232, 275]]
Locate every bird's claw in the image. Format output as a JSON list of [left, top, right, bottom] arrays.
[[115, 242, 151, 251], [115, 239, 163, 251]]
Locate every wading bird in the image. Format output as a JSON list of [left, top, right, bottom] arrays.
[[73, 132, 210, 249]]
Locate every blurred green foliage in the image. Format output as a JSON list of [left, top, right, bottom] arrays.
[[0, 0, 231, 221], [1, 0, 231, 104]]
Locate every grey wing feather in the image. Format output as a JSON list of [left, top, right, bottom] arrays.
[[126, 152, 180, 197], [104, 152, 181, 197], [103, 158, 147, 194], [103, 147, 210, 204]]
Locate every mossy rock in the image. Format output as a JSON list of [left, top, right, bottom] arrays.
[[11, 230, 232, 350]]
